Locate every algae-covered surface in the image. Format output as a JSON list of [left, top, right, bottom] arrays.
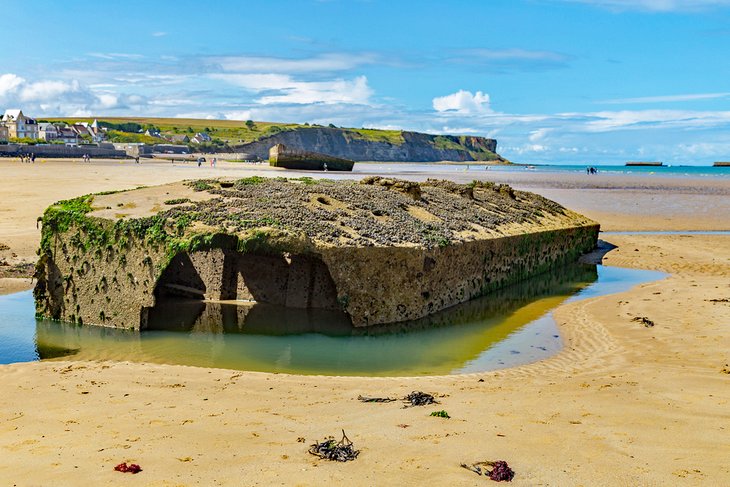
[[36, 176, 591, 279]]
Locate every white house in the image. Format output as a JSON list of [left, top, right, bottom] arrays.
[[190, 132, 212, 144], [1, 109, 39, 139], [38, 122, 59, 141]]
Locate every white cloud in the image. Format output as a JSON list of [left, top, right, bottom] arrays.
[[677, 141, 730, 155], [0, 73, 25, 99], [19, 80, 84, 102], [152, 32, 167, 37], [599, 92, 730, 104], [446, 48, 571, 73], [573, 109, 730, 131], [87, 52, 145, 60], [212, 74, 373, 105], [559, 0, 730, 11], [432, 90, 492, 115], [506, 143, 550, 155], [463, 48, 567, 62], [212, 53, 378, 74], [529, 128, 551, 142], [0, 72, 147, 115]]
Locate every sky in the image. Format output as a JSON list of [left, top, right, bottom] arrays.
[[2, 0, 730, 164]]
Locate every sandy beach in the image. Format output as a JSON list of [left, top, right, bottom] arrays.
[[0, 158, 728, 485]]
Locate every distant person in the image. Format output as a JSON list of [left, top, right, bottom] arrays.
[[323, 162, 328, 172], [30, 153, 35, 163], [134, 156, 140, 164]]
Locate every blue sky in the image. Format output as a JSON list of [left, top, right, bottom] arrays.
[[2, 0, 730, 164]]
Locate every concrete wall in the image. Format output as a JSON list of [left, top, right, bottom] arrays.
[[0, 144, 127, 159], [35, 221, 598, 330]]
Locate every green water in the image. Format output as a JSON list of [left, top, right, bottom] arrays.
[[0, 264, 664, 376]]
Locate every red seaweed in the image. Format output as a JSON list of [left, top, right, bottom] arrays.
[[114, 462, 142, 474]]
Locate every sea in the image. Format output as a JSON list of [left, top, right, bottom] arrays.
[[353, 162, 730, 178]]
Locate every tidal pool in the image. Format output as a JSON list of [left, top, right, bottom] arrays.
[[0, 265, 664, 376]]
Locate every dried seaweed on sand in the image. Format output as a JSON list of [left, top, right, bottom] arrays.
[[460, 460, 515, 481], [403, 391, 438, 407], [308, 430, 360, 462], [357, 394, 397, 403]]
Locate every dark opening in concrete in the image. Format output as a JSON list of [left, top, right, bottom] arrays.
[[146, 249, 348, 331]]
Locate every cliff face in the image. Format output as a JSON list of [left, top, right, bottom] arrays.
[[34, 177, 598, 330], [236, 127, 504, 162]]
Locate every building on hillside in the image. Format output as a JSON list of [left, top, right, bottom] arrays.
[[1, 109, 39, 139], [71, 124, 92, 141], [167, 134, 190, 144], [145, 128, 161, 138], [88, 120, 105, 142], [38, 123, 59, 141], [72, 120, 105, 143], [57, 127, 79, 144], [191, 132, 212, 144]]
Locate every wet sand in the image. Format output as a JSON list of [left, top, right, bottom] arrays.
[[0, 157, 729, 485]]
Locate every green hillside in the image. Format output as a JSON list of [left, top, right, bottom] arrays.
[[43, 117, 405, 146]]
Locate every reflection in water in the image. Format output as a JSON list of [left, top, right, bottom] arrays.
[[32, 263, 598, 375], [148, 263, 598, 337], [36, 342, 80, 360], [0, 264, 664, 376]]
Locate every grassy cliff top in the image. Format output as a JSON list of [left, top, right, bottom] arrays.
[[42, 117, 407, 146]]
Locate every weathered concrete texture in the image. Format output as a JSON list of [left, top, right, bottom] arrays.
[[34, 230, 165, 329], [321, 227, 597, 326], [156, 250, 340, 310], [34, 178, 598, 330], [148, 226, 597, 327], [236, 127, 503, 162], [268, 144, 354, 171]]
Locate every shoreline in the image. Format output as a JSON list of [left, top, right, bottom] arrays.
[[0, 159, 728, 485]]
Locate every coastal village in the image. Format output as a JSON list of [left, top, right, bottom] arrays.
[[0, 109, 213, 148]]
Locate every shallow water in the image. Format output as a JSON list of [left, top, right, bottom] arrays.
[[0, 265, 664, 376]]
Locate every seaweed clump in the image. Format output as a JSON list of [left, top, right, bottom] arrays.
[[461, 460, 515, 482], [404, 391, 437, 407], [308, 430, 360, 462], [632, 316, 655, 327], [114, 462, 142, 474]]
